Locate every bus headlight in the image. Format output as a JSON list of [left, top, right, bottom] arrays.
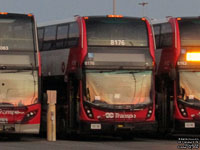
[[148, 110, 152, 114], [21, 110, 38, 123], [84, 105, 94, 119], [178, 104, 188, 117], [181, 108, 185, 112], [146, 106, 153, 119]]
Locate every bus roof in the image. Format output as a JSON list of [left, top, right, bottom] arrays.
[[37, 15, 152, 28], [84, 15, 134, 18], [151, 18, 170, 25], [152, 16, 200, 25], [38, 17, 76, 27], [38, 15, 149, 27], [176, 16, 200, 20], [0, 12, 34, 18]]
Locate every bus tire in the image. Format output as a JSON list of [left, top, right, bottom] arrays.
[[57, 118, 67, 139]]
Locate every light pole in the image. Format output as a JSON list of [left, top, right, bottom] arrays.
[[113, 0, 116, 15], [138, 2, 148, 17]]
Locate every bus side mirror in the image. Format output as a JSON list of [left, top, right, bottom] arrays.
[[75, 68, 82, 80]]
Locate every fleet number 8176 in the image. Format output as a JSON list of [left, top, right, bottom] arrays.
[[110, 40, 125, 46]]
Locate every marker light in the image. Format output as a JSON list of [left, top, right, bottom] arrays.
[[84, 17, 89, 20], [0, 12, 8, 15], [186, 52, 200, 62], [177, 17, 182, 21], [107, 15, 123, 18], [141, 17, 146, 21], [27, 13, 33, 17]]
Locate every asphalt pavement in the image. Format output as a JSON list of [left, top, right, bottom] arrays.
[[0, 135, 181, 150]]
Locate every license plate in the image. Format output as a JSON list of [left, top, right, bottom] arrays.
[[185, 122, 195, 128], [0, 124, 15, 132], [0, 118, 8, 123], [91, 124, 101, 130]]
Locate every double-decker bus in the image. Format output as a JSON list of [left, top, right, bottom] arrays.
[[154, 17, 200, 134], [0, 13, 41, 134], [38, 15, 156, 137]]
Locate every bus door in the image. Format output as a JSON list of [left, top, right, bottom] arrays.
[[68, 74, 79, 129]]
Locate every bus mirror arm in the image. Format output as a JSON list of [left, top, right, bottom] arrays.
[[169, 65, 176, 80], [75, 68, 82, 80]]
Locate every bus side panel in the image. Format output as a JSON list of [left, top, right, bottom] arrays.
[[41, 49, 70, 77]]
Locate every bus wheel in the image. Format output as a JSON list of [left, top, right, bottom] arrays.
[[159, 87, 168, 135], [58, 118, 67, 139]]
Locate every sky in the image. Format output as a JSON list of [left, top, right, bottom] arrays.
[[0, 0, 200, 23]]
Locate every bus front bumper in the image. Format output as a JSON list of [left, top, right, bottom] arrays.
[[79, 121, 157, 135], [0, 123, 40, 134], [175, 120, 200, 134]]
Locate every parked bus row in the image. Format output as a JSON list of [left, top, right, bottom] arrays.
[[0, 12, 200, 138]]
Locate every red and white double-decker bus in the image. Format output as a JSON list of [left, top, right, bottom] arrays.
[[154, 17, 200, 134], [38, 15, 156, 137], [0, 13, 41, 134]]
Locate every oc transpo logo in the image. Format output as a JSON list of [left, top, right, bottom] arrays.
[[105, 112, 136, 119], [105, 112, 114, 119]]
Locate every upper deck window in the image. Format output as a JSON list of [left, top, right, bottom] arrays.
[[56, 24, 69, 49], [153, 23, 172, 49], [44, 25, 56, 41], [39, 21, 79, 51], [68, 22, 79, 47], [0, 15, 34, 51], [179, 19, 200, 47], [85, 17, 148, 47], [43, 25, 57, 50], [38, 28, 44, 50]]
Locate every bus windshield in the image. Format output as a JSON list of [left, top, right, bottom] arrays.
[[0, 70, 38, 107], [179, 71, 200, 103], [179, 19, 200, 47], [84, 70, 152, 106], [85, 17, 148, 47], [0, 16, 34, 51]]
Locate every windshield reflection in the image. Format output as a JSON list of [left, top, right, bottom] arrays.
[[0, 17, 34, 51], [84, 70, 152, 106], [0, 70, 38, 107], [179, 71, 200, 103]]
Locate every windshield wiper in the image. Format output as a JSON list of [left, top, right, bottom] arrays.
[[0, 65, 7, 70], [115, 70, 144, 74], [0, 102, 14, 107], [178, 98, 200, 106], [0, 70, 30, 73], [92, 100, 108, 105], [95, 70, 145, 74], [98, 70, 117, 73], [0, 65, 33, 70], [88, 101, 148, 110]]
